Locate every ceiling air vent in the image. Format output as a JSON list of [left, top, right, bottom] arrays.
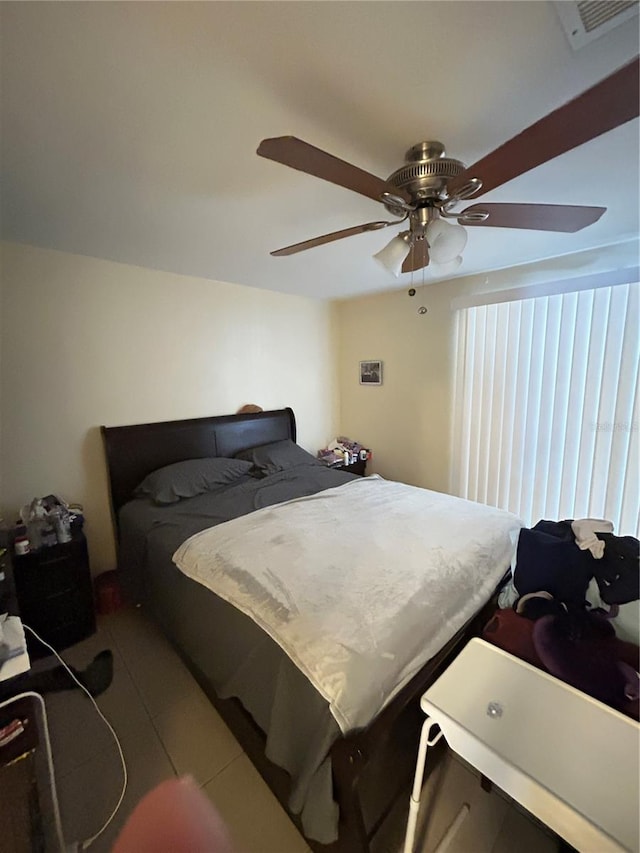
[[554, 0, 639, 50]]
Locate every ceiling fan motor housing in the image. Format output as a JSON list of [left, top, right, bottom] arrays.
[[384, 141, 466, 214]]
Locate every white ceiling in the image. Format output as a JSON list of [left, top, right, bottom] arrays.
[[1, 2, 638, 300]]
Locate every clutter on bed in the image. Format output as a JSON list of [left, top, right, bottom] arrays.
[[485, 517, 640, 720]]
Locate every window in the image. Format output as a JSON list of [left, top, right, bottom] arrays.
[[452, 279, 639, 535]]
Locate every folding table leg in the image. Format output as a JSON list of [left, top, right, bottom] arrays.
[[403, 717, 443, 853]]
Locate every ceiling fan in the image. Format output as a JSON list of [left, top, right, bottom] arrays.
[[257, 57, 639, 276]]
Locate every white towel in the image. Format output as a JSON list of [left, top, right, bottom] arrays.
[[571, 518, 614, 559]]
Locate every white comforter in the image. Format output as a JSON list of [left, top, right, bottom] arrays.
[[173, 475, 522, 733]]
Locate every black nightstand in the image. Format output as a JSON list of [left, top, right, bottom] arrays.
[[337, 459, 367, 476], [0, 544, 18, 616], [11, 530, 96, 657]]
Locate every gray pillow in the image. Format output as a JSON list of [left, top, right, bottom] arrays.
[[235, 439, 322, 477], [134, 457, 253, 505]]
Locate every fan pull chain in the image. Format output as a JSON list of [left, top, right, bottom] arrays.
[[417, 264, 428, 315]]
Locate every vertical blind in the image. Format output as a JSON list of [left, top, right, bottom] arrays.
[[452, 281, 639, 535]]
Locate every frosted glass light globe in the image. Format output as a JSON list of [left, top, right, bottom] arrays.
[[373, 233, 412, 277], [426, 219, 468, 264]]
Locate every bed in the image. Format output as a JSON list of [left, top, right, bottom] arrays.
[[101, 407, 521, 851]]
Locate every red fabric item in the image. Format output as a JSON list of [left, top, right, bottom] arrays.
[[614, 638, 640, 671], [482, 608, 544, 668], [482, 608, 640, 721]]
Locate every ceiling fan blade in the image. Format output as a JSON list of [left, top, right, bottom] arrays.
[[402, 240, 429, 273], [271, 221, 392, 256], [258, 136, 411, 204], [460, 203, 606, 232], [447, 57, 639, 198]]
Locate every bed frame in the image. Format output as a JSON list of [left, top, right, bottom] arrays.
[[101, 407, 498, 852]]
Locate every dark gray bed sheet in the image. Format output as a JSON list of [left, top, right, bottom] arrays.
[[118, 463, 358, 843]]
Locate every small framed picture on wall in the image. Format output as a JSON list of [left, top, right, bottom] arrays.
[[359, 360, 383, 385]]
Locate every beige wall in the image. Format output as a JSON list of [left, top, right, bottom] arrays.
[[0, 242, 337, 575], [332, 286, 452, 491], [334, 240, 639, 494]]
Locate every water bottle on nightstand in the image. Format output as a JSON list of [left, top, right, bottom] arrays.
[[50, 506, 72, 543]]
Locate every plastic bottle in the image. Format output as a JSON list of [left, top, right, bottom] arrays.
[[27, 519, 43, 550], [51, 507, 72, 543]]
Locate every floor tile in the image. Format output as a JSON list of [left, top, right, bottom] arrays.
[[411, 755, 483, 852], [123, 646, 204, 717], [104, 605, 167, 664], [56, 718, 175, 851], [368, 752, 447, 853], [491, 802, 558, 853], [44, 644, 149, 778], [444, 780, 509, 853], [108, 608, 204, 717], [393, 754, 519, 853], [95, 651, 154, 740], [45, 617, 113, 670], [203, 754, 311, 853], [153, 688, 243, 786], [45, 689, 114, 779]]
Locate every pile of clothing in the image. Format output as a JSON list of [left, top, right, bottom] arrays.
[[484, 519, 640, 719]]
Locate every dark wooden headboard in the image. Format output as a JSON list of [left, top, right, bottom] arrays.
[[101, 407, 296, 536]]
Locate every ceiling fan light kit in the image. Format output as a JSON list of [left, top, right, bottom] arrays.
[[375, 217, 468, 278], [373, 232, 413, 277], [425, 219, 468, 265], [257, 57, 638, 278]]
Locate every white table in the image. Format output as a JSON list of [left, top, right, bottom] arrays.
[[404, 638, 640, 853]]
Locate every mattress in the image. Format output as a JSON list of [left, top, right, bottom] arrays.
[[174, 474, 522, 733]]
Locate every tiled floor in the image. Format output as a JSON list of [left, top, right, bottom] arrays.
[[40, 607, 558, 852], [43, 607, 309, 853]]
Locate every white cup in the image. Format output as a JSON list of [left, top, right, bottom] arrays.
[[14, 538, 30, 555]]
